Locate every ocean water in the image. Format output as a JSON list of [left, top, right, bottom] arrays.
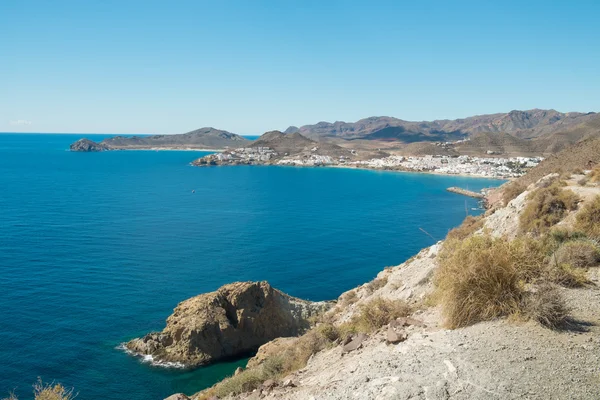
[[0, 134, 504, 399]]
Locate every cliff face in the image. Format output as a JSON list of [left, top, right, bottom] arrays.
[[126, 281, 331, 367]]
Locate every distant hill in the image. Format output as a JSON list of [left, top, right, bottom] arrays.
[[71, 127, 249, 151], [287, 110, 597, 143], [517, 136, 600, 186]]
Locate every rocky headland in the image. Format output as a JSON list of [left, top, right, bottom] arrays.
[[125, 281, 331, 367], [69, 127, 249, 152]]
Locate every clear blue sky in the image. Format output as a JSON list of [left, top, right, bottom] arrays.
[[1, 0, 599, 134]]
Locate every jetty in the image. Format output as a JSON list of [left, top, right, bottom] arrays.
[[446, 187, 485, 199]]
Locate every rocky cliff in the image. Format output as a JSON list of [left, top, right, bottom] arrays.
[[126, 281, 331, 367]]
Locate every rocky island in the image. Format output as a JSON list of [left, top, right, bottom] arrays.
[[126, 281, 331, 367]]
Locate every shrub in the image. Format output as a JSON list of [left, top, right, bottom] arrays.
[[350, 298, 411, 332], [446, 215, 484, 241], [434, 235, 524, 328], [590, 165, 600, 182], [4, 380, 76, 400], [574, 196, 600, 239], [546, 262, 589, 288], [553, 239, 600, 268], [523, 284, 570, 329], [212, 365, 269, 397], [365, 276, 388, 293], [502, 181, 526, 205], [520, 184, 579, 235]]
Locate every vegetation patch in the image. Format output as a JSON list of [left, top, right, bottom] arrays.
[[573, 195, 600, 239], [346, 297, 411, 333], [502, 181, 526, 205], [519, 184, 579, 235], [446, 215, 484, 241], [3, 380, 76, 400], [553, 239, 600, 269], [434, 236, 525, 328], [523, 284, 570, 329]]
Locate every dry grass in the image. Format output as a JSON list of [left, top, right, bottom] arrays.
[[365, 276, 388, 293], [434, 236, 525, 328], [348, 298, 411, 333], [446, 215, 484, 241], [339, 290, 358, 307], [574, 196, 600, 239], [590, 165, 600, 182], [520, 184, 579, 235], [3, 380, 76, 400], [553, 239, 600, 268], [523, 284, 570, 329], [502, 181, 527, 205]]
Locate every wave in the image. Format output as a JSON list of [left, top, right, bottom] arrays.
[[116, 343, 186, 369]]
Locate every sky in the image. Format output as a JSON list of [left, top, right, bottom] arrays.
[[1, 0, 599, 135]]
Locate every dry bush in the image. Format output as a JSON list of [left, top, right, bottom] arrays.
[[446, 215, 484, 241], [502, 181, 527, 205], [339, 290, 358, 307], [546, 262, 589, 288], [590, 165, 600, 182], [523, 284, 570, 329], [4, 380, 77, 400], [520, 184, 579, 235], [365, 276, 388, 293], [348, 298, 411, 333], [574, 196, 600, 239], [434, 236, 524, 328], [553, 240, 600, 268]]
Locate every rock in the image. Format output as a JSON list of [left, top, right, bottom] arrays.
[[394, 316, 427, 328], [69, 138, 110, 152], [163, 394, 190, 400], [386, 325, 407, 344], [126, 281, 331, 367], [235, 366, 243, 376], [342, 333, 367, 353], [282, 378, 296, 388], [262, 379, 277, 390]]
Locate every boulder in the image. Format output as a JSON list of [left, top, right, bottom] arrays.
[[126, 281, 331, 367], [342, 333, 367, 353]]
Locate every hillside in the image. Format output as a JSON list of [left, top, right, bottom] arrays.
[[286, 109, 597, 143], [70, 127, 249, 151]]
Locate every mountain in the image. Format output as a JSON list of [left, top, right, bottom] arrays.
[[287, 110, 597, 143], [70, 127, 249, 151]]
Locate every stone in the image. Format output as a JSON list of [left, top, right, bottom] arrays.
[[386, 325, 407, 344], [126, 281, 332, 367], [282, 378, 296, 388], [342, 333, 367, 353], [262, 379, 277, 390], [234, 366, 243, 376]]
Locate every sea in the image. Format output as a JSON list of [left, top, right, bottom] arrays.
[[0, 133, 504, 399]]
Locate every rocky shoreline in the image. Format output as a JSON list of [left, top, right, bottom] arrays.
[[125, 281, 331, 368]]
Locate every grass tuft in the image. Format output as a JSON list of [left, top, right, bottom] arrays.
[[574, 196, 600, 240], [520, 184, 579, 235], [523, 284, 570, 329]]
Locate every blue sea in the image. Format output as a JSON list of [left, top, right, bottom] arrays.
[[0, 134, 504, 399]]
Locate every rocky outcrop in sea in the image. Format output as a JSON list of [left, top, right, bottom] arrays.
[[125, 281, 331, 367], [69, 138, 110, 152]]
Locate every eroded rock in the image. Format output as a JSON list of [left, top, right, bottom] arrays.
[[126, 281, 331, 367]]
